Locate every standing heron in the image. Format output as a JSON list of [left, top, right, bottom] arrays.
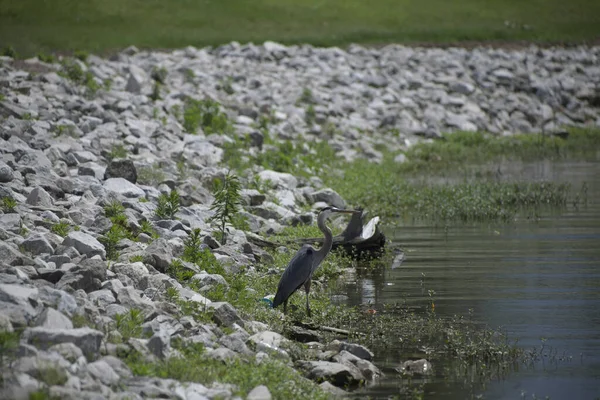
[[273, 206, 361, 316]]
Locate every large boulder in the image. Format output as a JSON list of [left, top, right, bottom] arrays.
[[21, 327, 104, 359]]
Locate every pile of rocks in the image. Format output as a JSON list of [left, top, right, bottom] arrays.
[[0, 41, 598, 399]]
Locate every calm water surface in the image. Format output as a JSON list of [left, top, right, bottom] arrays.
[[344, 162, 600, 400]]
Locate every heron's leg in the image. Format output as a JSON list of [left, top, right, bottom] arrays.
[[283, 299, 288, 315], [304, 279, 312, 317]]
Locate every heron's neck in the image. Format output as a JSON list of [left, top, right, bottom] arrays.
[[316, 213, 333, 265]]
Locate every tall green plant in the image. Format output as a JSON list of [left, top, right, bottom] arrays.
[[155, 189, 180, 220], [209, 172, 242, 245]]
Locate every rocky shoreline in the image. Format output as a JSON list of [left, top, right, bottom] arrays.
[[1, 42, 599, 399]]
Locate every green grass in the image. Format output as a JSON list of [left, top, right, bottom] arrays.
[[1, 0, 599, 56], [125, 344, 330, 400], [323, 128, 599, 223], [398, 128, 600, 173]]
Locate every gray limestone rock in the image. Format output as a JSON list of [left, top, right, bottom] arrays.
[[56, 257, 107, 293], [21, 327, 104, 359], [209, 302, 244, 328], [0, 242, 28, 267], [142, 238, 173, 272], [62, 231, 106, 259], [33, 308, 73, 329], [309, 188, 346, 209], [340, 341, 374, 361], [87, 359, 121, 385], [0, 160, 15, 182], [247, 385, 272, 400], [0, 283, 41, 327], [103, 178, 145, 198], [47, 342, 84, 363], [21, 234, 54, 256]]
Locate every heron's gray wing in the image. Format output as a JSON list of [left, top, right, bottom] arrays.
[[273, 245, 315, 308]]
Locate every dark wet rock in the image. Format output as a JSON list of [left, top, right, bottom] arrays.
[[340, 341, 374, 361], [34, 268, 65, 284], [286, 325, 321, 343], [104, 159, 137, 183], [333, 350, 381, 381], [297, 360, 364, 387]]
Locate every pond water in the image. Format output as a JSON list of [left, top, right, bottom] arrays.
[[343, 161, 600, 400]]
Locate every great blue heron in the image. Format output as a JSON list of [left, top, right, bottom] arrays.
[[273, 206, 361, 316]]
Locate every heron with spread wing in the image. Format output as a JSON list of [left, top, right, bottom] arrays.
[[273, 206, 361, 316]]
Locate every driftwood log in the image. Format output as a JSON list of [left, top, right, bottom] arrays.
[[295, 208, 386, 257], [246, 209, 386, 259]]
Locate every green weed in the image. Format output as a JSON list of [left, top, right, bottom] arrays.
[[114, 309, 145, 342], [74, 50, 88, 62], [208, 171, 244, 244], [151, 67, 168, 84], [167, 258, 195, 282], [139, 220, 157, 238], [155, 189, 180, 220], [181, 231, 225, 275], [1, 46, 17, 58], [0, 330, 20, 370], [182, 98, 232, 135], [100, 224, 128, 261], [50, 221, 71, 237], [124, 342, 329, 399], [129, 254, 144, 263], [137, 164, 165, 185], [1, 197, 17, 213], [37, 52, 56, 63], [104, 200, 125, 219], [107, 144, 128, 161], [59, 58, 100, 96]]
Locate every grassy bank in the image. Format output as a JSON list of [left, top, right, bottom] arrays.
[[1, 0, 599, 56], [324, 129, 600, 223], [220, 127, 600, 224]]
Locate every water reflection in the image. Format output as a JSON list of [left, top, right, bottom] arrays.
[[345, 162, 600, 399]]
